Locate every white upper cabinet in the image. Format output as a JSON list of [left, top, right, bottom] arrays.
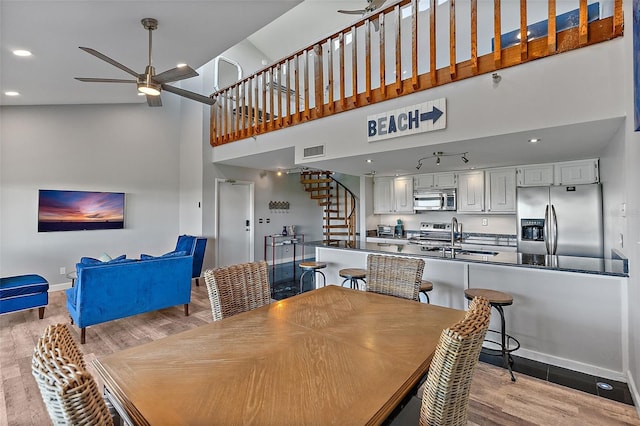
[[434, 172, 457, 188], [394, 176, 414, 214], [554, 159, 599, 185], [373, 176, 414, 214], [413, 172, 456, 189], [516, 165, 554, 187], [373, 177, 394, 214], [486, 168, 516, 213], [457, 171, 485, 213]]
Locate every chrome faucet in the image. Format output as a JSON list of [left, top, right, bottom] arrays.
[[451, 216, 461, 248]]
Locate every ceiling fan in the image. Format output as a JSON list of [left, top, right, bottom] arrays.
[[75, 18, 216, 107], [338, 0, 387, 16]]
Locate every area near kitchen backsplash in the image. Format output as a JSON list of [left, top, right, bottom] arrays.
[[372, 212, 517, 235]]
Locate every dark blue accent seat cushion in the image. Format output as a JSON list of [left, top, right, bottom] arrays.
[[0, 274, 49, 298]]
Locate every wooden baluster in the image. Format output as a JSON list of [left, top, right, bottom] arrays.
[[578, 0, 588, 46], [351, 26, 358, 106], [430, 0, 437, 86], [450, 0, 457, 78], [365, 20, 372, 102], [379, 13, 386, 98], [314, 44, 324, 115], [328, 38, 334, 112], [239, 82, 246, 138], [519, 0, 527, 61], [494, 0, 501, 68], [339, 33, 346, 109], [261, 72, 267, 133], [304, 50, 310, 119], [613, 0, 623, 36], [234, 84, 240, 139], [247, 78, 254, 133], [254, 76, 259, 130], [548, 0, 556, 54], [286, 59, 292, 125], [211, 95, 217, 144], [223, 89, 228, 142], [471, 0, 478, 74], [411, 0, 419, 90], [269, 66, 275, 129], [295, 54, 301, 122], [395, 5, 402, 94], [277, 64, 283, 128]]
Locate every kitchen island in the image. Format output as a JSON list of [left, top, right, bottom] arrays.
[[307, 241, 629, 381]]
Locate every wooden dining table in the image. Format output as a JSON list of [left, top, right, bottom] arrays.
[[93, 285, 466, 425]]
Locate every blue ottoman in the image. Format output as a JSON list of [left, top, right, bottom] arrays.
[[0, 274, 49, 319]]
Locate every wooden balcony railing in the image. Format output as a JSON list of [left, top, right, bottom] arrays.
[[210, 0, 623, 146]]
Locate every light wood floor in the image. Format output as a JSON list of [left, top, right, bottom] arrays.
[[1, 284, 638, 426]]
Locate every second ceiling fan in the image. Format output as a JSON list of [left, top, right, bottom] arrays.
[[75, 18, 216, 107]]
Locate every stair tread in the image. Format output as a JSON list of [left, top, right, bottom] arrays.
[[300, 178, 333, 184]]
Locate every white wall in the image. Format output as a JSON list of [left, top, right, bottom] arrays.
[[0, 102, 183, 285], [622, 0, 640, 411]]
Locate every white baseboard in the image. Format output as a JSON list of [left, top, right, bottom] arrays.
[[627, 370, 640, 416], [48, 282, 72, 292], [516, 347, 627, 382]]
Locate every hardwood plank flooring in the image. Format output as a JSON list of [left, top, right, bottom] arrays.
[[1, 284, 638, 426]]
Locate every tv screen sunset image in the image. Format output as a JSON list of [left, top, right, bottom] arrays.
[[38, 190, 125, 232]]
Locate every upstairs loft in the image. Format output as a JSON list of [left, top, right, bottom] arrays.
[[209, 0, 624, 148]]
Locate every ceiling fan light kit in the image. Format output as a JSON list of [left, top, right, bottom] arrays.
[[75, 17, 215, 107]]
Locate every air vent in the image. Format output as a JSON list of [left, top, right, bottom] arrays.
[[303, 145, 325, 158]]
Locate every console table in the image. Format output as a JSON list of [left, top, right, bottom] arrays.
[[264, 234, 304, 288]]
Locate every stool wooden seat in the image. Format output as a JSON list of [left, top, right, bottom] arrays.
[[339, 268, 366, 290], [299, 262, 327, 294], [464, 288, 512, 306], [464, 288, 519, 381], [419, 280, 433, 303]]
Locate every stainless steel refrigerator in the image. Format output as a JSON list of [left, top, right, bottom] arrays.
[[516, 184, 603, 257]]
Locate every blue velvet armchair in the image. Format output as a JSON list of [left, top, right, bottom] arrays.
[[176, 235, 208, 285]]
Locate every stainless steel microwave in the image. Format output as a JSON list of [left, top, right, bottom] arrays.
[[414, 189, 457, 211]]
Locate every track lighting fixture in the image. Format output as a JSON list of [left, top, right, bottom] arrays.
[[415, 151, 469, 169]]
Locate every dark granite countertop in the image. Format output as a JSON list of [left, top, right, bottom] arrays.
[[306, 241, 628, 277]]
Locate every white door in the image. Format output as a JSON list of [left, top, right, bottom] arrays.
[[217, 179, 254, 267]]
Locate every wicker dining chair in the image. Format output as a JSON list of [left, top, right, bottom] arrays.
[[203, 260, 272, 321], [32, 324, 114, 425], [366, 254, 425, 301], [418, 296, 491, 425]]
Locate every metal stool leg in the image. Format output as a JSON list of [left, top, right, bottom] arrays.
[[420, 291, 430, 303], [316, 271, 326, 288], [495, 305, 516, 382], [300, 269, 311, 294]]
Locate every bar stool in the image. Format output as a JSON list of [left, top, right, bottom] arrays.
[[464, 288, 520, 382], [419, 280, 433, 303], [299, 262, 327, 293], [339, 268, 366, 290]]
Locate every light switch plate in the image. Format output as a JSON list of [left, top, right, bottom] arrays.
[[481, 218, 488, 226]]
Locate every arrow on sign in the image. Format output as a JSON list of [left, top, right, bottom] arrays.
[[419, 106, 443, 124]]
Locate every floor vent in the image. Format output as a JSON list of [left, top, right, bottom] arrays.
[[303, 145, 325, 158]]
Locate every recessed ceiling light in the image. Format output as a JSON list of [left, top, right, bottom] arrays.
[[177, 63, 187, 68], [4, 91, 20, 96], [528, 138, 542, 143], [366, 159, 373, 163], [13, 49, 32, 57]]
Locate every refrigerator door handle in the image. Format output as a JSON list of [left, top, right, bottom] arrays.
[[544, 205, 551, 254], [551, 204, 558, 255]]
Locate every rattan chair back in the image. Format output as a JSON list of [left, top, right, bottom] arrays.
[[204, 260, 272, 321], [366, 254, 424, 300], [31, 324, 114, 425], [419, 296, 491, 426]]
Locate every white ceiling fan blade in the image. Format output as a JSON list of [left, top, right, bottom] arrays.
[[338, 9, 367, 15], [154, 65, 198, 84], [75, 78, 137, 83], [146, 95, 162, 107], [161, 84, 216, 105], [78, 47, 140, 78]]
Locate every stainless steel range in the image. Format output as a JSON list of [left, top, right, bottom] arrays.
[[408, 222, 459, 250]]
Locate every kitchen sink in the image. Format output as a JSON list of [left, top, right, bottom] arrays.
[[455, 249, 499, 256]]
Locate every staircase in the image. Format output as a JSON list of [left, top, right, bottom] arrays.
[[300, 171, 357, 248]]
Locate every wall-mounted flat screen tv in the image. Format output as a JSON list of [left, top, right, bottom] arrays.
[[38, 189, 125, 232]]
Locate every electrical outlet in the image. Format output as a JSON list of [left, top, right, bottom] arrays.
[[266, 218, 270, 223], [59, 266, 66, 275], [481, 218, 488, 226]]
